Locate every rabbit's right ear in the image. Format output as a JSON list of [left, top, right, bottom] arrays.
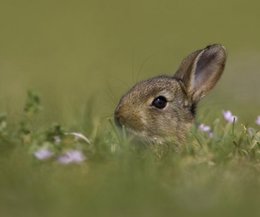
[[174, 44, 227, 103]]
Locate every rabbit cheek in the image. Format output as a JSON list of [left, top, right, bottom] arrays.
[[125, 115, 145, 132]]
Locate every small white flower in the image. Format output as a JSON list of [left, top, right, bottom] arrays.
[[54, 136, 61, 144], [199, 124, 211, 132], [34, 148, 53, 160], [256, 116, 260, 126], [223, 110, 238, 123], [57, 150, 86, 165]]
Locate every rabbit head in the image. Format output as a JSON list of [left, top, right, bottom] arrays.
[[114, 44, 227, 144]]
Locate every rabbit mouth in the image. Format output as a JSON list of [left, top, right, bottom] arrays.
[[115, 117, 190, 145], [114, 118, 167, 144]]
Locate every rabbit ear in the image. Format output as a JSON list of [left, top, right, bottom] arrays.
[[174, 44, 227, 102]]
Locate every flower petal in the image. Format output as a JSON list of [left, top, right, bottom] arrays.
[[256, 116, 260, 126], [34, 148, 53, 160], [57, 150, 86, 165]]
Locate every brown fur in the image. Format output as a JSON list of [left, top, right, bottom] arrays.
[[114, 44, 227, 144]]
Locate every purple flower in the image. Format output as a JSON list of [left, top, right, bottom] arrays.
[[256, 116, 260, 126], [208, 132, 214, 138], [57, 150, 86, 165], [223, 110, 238, 123], [34, 148, 53, 160], [199, 123, 213, 138], [199, 124, 211, 132]]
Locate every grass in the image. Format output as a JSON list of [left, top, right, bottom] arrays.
[[0, 91, 260, 217], [1, 0, 260, 216]]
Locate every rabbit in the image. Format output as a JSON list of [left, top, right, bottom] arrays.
[[114, 44, 227, 144]]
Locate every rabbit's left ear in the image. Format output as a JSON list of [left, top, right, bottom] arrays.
[[174, 44, 227, 102]]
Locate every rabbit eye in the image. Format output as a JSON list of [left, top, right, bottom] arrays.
[[152, 96, 167, 109]]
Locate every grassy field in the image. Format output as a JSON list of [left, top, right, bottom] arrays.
[[0, 0, 260, 216]]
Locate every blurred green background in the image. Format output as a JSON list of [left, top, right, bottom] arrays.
[[0, 0, 260, 124], [1, 1, 260, 217]]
